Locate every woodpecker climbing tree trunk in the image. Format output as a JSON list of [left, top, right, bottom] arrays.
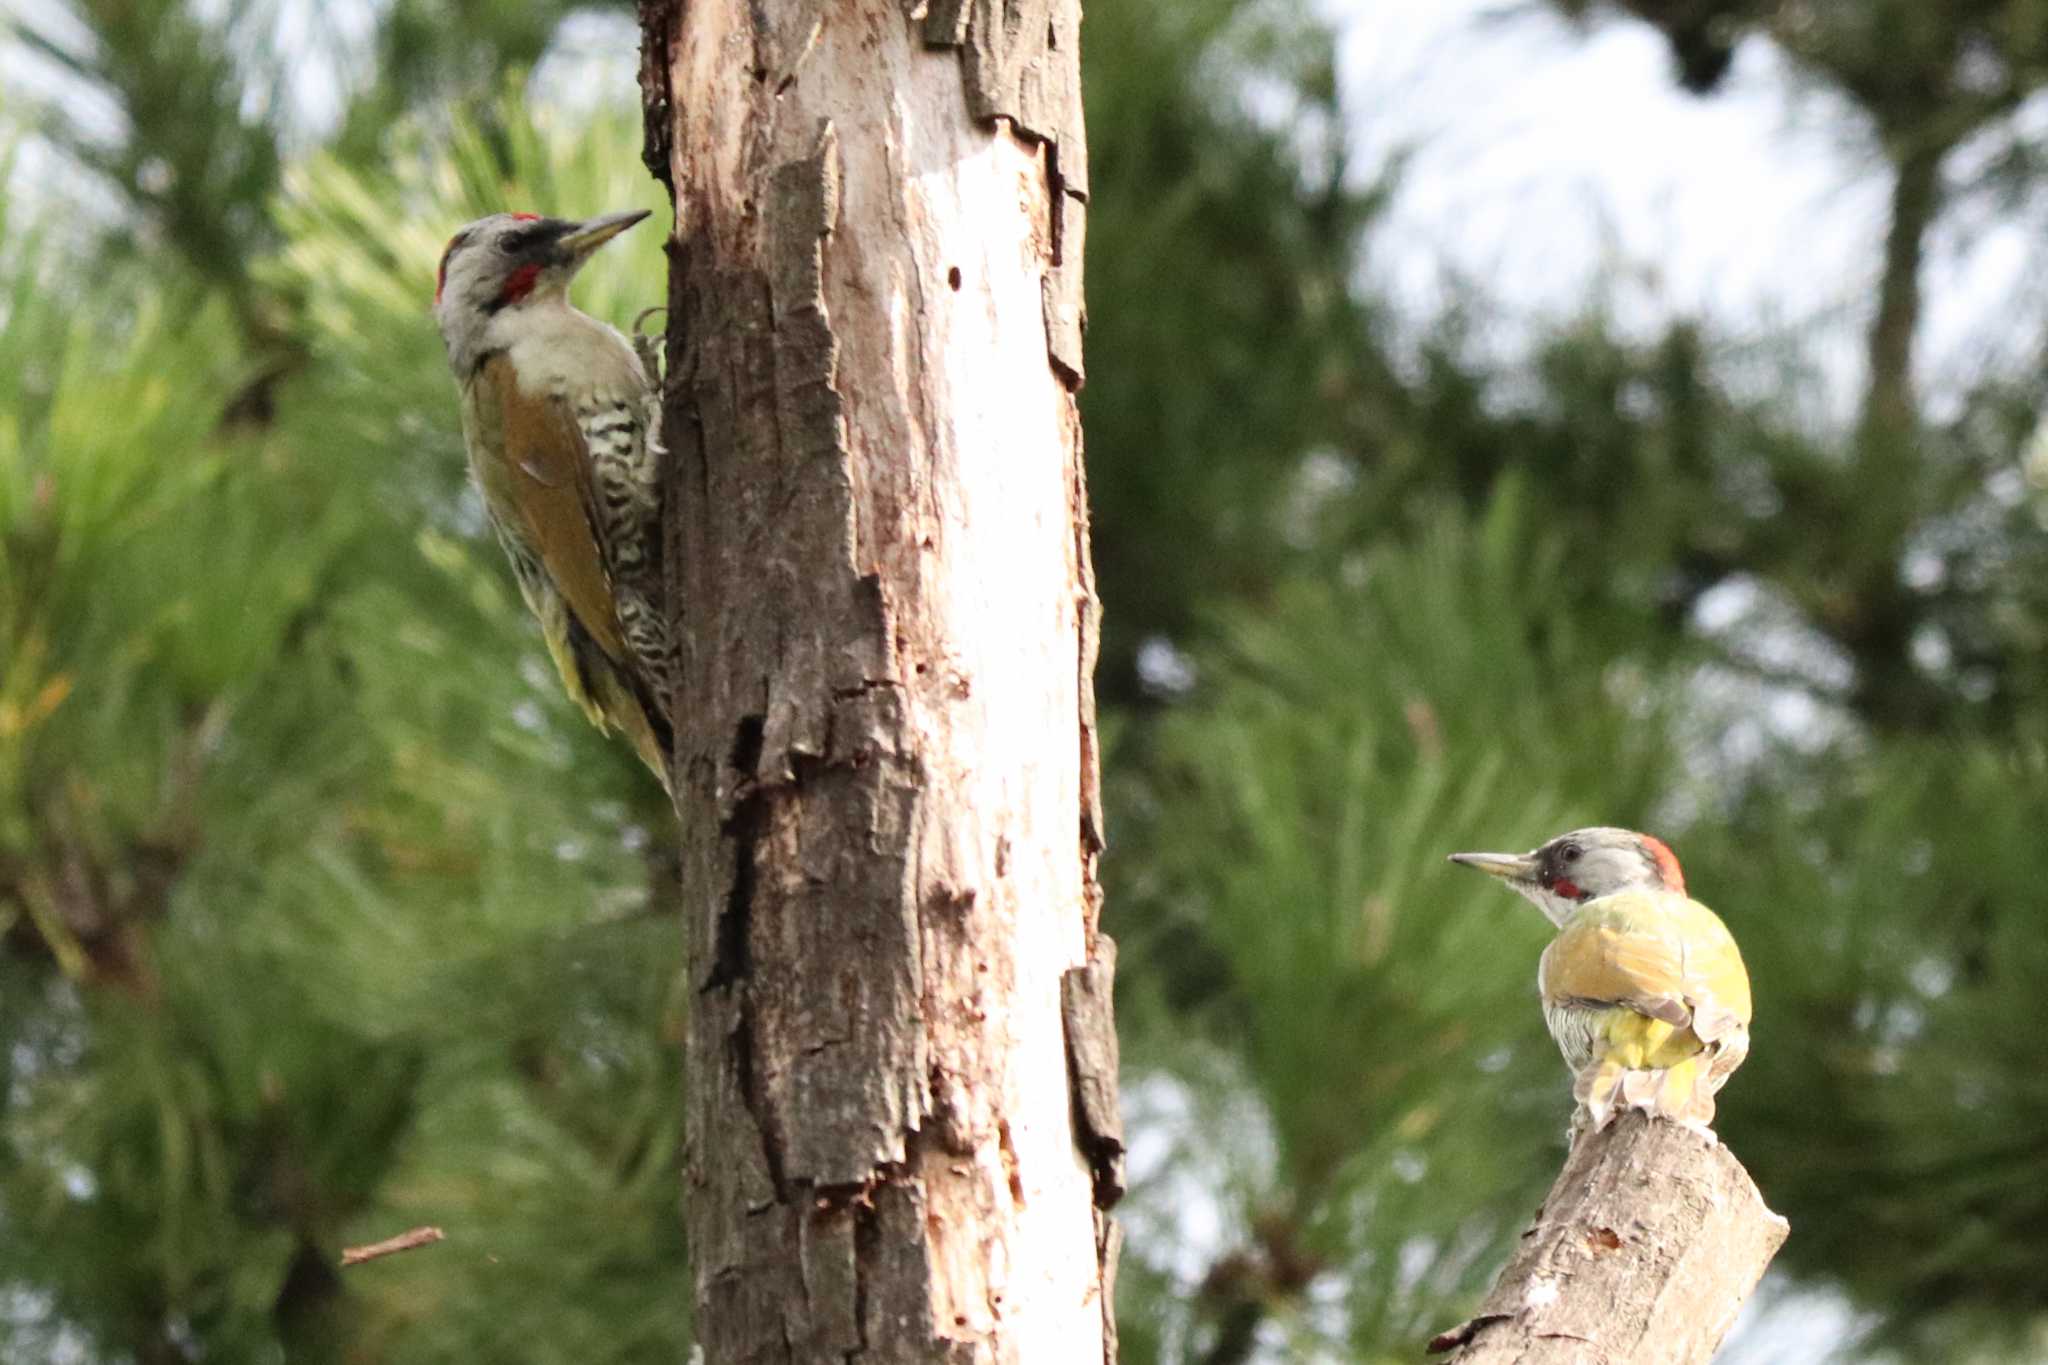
[[635, 2, 1119, 1360], [1426, 1115, 1788, 1365]]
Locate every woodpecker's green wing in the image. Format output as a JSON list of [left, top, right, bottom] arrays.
[[473, 352, 627, 662], [1539, 890, 1752, 1041], [468, 353, 668, 785]]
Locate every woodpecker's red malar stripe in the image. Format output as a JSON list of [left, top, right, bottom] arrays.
[[500, 262, 544, 306], [1553, 877, 1584, 901], [1641, 835, 1686, 893]]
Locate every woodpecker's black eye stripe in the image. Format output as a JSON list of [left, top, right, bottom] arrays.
[[498, 222, 549, 251], [497, 219, 571, 254]]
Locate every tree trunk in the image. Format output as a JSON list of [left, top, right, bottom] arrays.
[[1861, 135, 1941, 447], [635, 2, 1120, 1361], [1830, 131, 1948, 730], [1427, 1115, 1787, 1365]]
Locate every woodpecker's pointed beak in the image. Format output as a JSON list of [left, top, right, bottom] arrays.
[[1447, 850, 1541, 884], [556, 209, 652, 264]]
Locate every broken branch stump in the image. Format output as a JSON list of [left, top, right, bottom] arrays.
[[1429, 1113, 1788, 1365]]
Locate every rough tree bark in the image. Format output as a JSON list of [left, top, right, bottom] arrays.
[[635, 2, 1120, 1361], [1427, 1115, 1788, 1365]]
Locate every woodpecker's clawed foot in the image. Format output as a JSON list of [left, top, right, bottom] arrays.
[[1677, 1116, 1721, 1145], [631, 306, 668, 383], [1573, 1109, 1721, 1147]]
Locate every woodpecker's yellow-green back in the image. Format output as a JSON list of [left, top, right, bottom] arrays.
[[1540, 888, 1750, 1131]]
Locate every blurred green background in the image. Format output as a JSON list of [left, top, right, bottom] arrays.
[[7, 0, 2048, 1360]]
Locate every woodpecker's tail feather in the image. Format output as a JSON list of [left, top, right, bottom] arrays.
[[559, 613, 673, 794], [606, 676, 673, 795], [593, 659, 671, 794], [1573, 1046, 1741, 1139]]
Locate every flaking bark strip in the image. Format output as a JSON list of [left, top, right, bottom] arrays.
[[1043, 202, 1086, 388], [1096, 1214, 1123, 1365], [636, 0, 676, 193], [922, 0, 971, 47], [927, 0, 1086, 186], [1073, 425, 1105, 869], [1047, 148, 1082, 261], [1041, 5, 1086, 195], [958, 0, 1054, 131], [767, 124, 850, 475], [760, 125, 881, 773], [1062, 936, 1126, 1205], [931, 0, 1089, 392]]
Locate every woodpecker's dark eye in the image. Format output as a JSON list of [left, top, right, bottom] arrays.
[[496, 231, 524, 252], [1560, 841, 1582, 863]]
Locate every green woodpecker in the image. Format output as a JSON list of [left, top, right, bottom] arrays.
[[1449, 827, 1751, 1137], [433, 209, 673, 788]]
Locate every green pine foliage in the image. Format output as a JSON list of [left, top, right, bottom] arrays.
[[1080, 0, 1399, 703], [1697, 736, 2048, 1356], [1, 100, 685, 1362]]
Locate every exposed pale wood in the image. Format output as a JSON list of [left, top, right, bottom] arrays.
[[638, 0, 1115, 1359], [1429, 1114, 1788, 1365]]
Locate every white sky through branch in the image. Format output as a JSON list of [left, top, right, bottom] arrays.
[[1334, 0, 2048, 424]]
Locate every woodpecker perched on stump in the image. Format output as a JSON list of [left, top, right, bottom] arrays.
[[1449, 828, 1751, 1138], [433, 209, 673, 789]]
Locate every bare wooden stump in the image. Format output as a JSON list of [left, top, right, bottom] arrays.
[[1429, 1114, 1788, 1365]]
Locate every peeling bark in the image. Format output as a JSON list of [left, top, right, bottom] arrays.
[[637, 1, 1115, 1359], [1429, 1114, 1788, 1365]]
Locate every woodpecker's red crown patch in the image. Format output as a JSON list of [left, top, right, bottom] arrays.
[[1641, 835, 1685, 893]]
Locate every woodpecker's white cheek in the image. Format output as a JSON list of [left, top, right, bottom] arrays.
[[1510, 881, 1576, 928]]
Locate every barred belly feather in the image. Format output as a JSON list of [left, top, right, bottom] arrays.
[[1542, 1000, 1602, 1074]]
